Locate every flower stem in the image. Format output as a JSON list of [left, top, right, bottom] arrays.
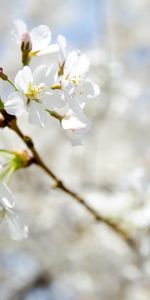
[[46, 109, 63, 122], [7, 79, 18, 91], [6, 114, 135, 248]]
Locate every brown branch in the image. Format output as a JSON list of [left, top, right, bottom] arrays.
[[4, 114, 135, 248]]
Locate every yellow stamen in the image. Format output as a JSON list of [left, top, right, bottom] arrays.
[[25, 83, 44, 101]]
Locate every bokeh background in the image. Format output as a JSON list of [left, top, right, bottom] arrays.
[[1, 0, 150, 299]]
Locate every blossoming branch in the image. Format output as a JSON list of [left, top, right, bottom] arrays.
[[0, 19, 134, 247]]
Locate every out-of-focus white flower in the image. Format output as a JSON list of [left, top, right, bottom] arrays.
[[4, 65, 63, 126], [0, 182, 28, 240], [63, 79, 100, 119], [42, 50, 100, 140], [44, 51, 100, 120], [13, 19, 58, 56], [61, 110, 90, 145], [49, 50, 100, 118], [62, 51, 100, 102]]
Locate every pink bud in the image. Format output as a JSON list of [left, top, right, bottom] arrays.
[[21, 32, 32, 52]]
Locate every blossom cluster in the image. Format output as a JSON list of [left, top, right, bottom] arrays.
[[2, 20, 100, 144], [0, 20, 100, 240]]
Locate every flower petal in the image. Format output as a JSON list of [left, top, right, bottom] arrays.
[[4, 92, 25, 117], [33, 64, 57, 87], [28, 102, 47, 127], [30, 25, 51, 52], [44, 90, 65, 110], [36, 44, 59, 56], [62, 110, 90, 146], [12, 19, 27, 44], [66, 96, 86, 120], [64, 51, 90, 79], [0, 182, 15, 209], [72, 79, 100, 104], [57, 35, 67, 64], [6, 210, 28, 240], [15, 66, 33, 92], [62, 113, 86, 130], [45, 65, 58, 86], [87, 80, 100, 98], [64, 51, 78, 78], [33, 65, 48, 86]]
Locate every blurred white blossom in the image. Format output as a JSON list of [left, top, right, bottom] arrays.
[[0, 182, 28, 240], [61, 109, 90, 145]]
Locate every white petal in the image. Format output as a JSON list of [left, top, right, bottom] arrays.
[[72, 79, 100, 103], [45, 65, 58, 86], [15, 66, 33, 92], [33, 64, 48, 86], [30, 25, 51, 52], [57, 35, 67, 64], [0, 182, 15, 209], [71, 54, 90, 78], [57, 35, 66, 51], [66, 96, 86, 120], [58, 80, 87, 119], [62, 111, 90, 145], [5, 92, 25, 117], [12, 19, 27, 44], [61, 79, 74, 95], [28, 102, 47, 127], [62, 111, 88, 130], [33, 64, 57, 87], [44, 91, 65, 110], [87, 80, 100, 98], [6, 210, 28, 240], [36, 43, 59, 56], [64, 51, 78, 78], [64, 51, 90, 79]]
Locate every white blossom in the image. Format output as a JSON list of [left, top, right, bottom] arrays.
[[12, 19, 58, 56], [7, 23, 100, 139], [61, 109, 90, 145], [4, 65, 63, 126], [49, 50, 100, 117], [0, 182, 28, 240]]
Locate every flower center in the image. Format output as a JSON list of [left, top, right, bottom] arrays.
[[25, 83, 44, 102], [66, 75, 82, 87]]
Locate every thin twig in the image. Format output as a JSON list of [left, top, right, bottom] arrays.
[[6, 116, 135, 248]]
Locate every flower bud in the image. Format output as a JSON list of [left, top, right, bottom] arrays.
[[16, 150, 33, 168], [21, 32, 32, 52], [0, 68, 8, 81]]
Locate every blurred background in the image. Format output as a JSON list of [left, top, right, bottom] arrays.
[[1, 0, 150, 299]]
